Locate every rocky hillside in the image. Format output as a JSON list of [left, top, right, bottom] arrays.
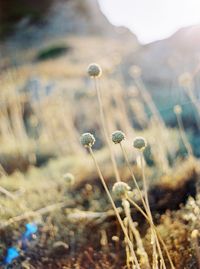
[[2, 0, 200, 90], [1, 0, 138, 51], [129, 25, 200, 84]]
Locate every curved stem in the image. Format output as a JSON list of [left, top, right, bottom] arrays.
[[140, 152, 166, 269], [176, 112, 193, 156], [89, 147, 140, 269], [120, 142, 174, 268]]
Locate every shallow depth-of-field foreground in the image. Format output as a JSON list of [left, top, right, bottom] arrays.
[[1, 36, 200, 268]]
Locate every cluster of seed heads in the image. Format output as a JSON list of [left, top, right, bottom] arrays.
[[112, 181, 131, 198], [80, 128, 147, 153], [87, 63, 102, 78], [80, 132, 95, 148], [112, 130, 125, 144]]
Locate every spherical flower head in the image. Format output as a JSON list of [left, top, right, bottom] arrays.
[[173, 105, 182, 115], [133, 136, 147, 151], [112, 181, 131, 198], [112, 130, 125, 144], [63, 173, 75, 186], [87, 63, 102, 78], [80, 133, 95, 148]]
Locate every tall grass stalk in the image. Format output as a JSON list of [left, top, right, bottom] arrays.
[[139, 151, 167, 269], [126, 195, 175, 269], [122, 199, 150, 268], [131, 70, 173, 163], [174, 105, 193, 156], [179, 72, 200, 130], [94, 77, 120, 182]]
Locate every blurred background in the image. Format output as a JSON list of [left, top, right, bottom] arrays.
[[1, 0, 200, 267], [1, 0, 200, 167]]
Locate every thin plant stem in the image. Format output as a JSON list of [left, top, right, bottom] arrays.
[[94, 78, 120, 182], [0, 186, 16, 200], [120, 142, 166, 268], [120, 142, 174, 269], [122, 199, 150, 269], [135, 77, 173, 163], [127, 196, 175, 269], [124, 217, 133, 269], [119, 143, 147, 210], [186, 85, 200, 130], [140, 152, 169, 269], [135, 78, 165, 128], [175, 112, 193, 156], [0, 164, 7, 177], [120, 142, 158, 267], [89, 147, 140, 269]]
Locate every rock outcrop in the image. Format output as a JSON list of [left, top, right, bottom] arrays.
[[1, 0, 138, 50]]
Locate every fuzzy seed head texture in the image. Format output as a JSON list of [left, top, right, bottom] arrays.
[[133, 136, 147, 151], [112, 130, 125, 144], [80, 133, 96, 148], [87, 63, 102, 78], [112, 181, 131, 198]]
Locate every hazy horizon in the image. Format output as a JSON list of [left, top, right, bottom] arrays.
[[99, 0, 200, 44]]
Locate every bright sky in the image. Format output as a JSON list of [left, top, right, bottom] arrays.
[[98, 0, 200, 44]]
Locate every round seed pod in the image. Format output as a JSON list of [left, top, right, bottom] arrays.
[[133, 136, 147, 151], [112, 181, 131, 198], [63, 173, 75, 186], [87, 63, 102, 77], [112, 130, 125, 144], [80, 133, 95, 148], [173, 105, 182, 115]]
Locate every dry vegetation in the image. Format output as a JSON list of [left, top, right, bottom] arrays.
[[0, 36, 200, 268]]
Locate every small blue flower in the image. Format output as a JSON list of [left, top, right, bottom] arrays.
[[21, 223, 38, 249], [23, 223, 38, 239], [4, 247, 19, 264]]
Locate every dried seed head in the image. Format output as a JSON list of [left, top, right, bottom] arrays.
[[63, 173, 75, 186], [173, 105, 182, 115], [80, 133, 95, 148], [178, 72, 193, 88], [112, 181, 131, 198], [112, 130, 125, 144], [133, 136, 147, 151], [87, 63, 102, 77], [191, 229, 199, 239]]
